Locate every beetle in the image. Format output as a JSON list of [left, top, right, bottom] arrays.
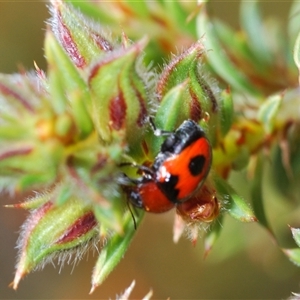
[[122, 119, 212, 213]]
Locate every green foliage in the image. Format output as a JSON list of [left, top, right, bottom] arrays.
[[1, 0, 300, 296]]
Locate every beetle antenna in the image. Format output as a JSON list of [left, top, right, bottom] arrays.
[[149, 117, 173, 137], [127, 201, 137, 230]]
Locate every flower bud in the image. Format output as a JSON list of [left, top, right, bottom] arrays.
[[45, 31, 94, 138], [155, 43, 207, 128], [149, 42, 226, 156], [12, 194, 98, 289], [88, 38, 151, 160], [50, 0, 114, 69]]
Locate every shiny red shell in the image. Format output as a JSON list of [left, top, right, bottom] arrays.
[[125, 119, 212, 213], [156, 137, 211, 201], [131, 181, 175, 213]]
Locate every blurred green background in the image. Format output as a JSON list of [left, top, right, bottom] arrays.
[[0, 1, 299, 299]]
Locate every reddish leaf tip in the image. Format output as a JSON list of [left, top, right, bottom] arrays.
[[4, 203, 21, 208], [11, 268, 27, 290], [89, 284, 98, 295], [203, 246, 212, 259], [250, 216, 258, 222]]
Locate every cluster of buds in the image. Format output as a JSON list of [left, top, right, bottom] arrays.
[[66, 0, 201, 65], [5, 0, 300, 293], [1, 0, 152, 291]]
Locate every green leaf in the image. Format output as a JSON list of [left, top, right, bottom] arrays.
[[288, 1, 300, 47], [214, 175, 257, 222], [270, 134, 300, 200], [283, 211, 300, 268], [163, 1, 197, 37], [251, 154, 274, 236], [93, 194, 124, 234], [45, 31, 94, 137], [258, 94, 282, 134], [188, 61, 220, 146], [122, 1, 150, 18], [231, 146, 250, 171], [219, 88, 234, 137], [240, 0, 272, 64], [5, 192, 50, 210], [151, 81, 188, 154], [90, 210, 144, 293], [55, 184, 73, 206], [212, 18, 266, 77], [0, 141, 63, 191], [197, 8, 260, 96], [155, 81, 187, 127], [282, 248, 300, 267], [0, 122, 30, 140], [68, 1, 115, 24], [18, 173, 55, 191], [293, 30, 300, 72], [290, 226, 300, 248]]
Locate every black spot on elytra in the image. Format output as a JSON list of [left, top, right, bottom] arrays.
[[189, 155, 205, 176], [158, 175, 179, 203]]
